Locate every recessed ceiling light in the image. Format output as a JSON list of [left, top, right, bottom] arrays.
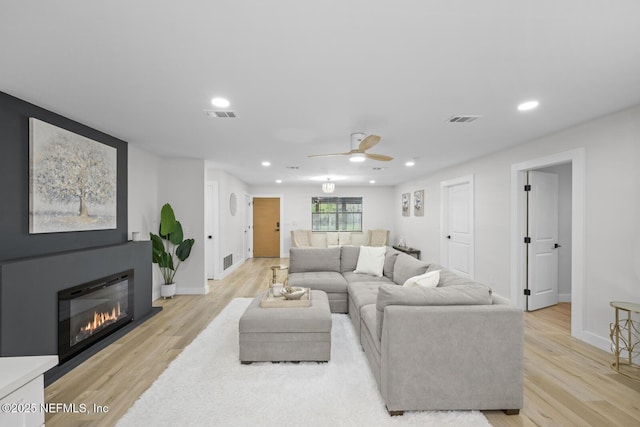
[[517, 100, 539, 111], [369, 180, 376, 184], [211, 97, 230, 108], [261, 161, 271, 167], [405, 160, 415, 167], [275, 179, 282, 184]]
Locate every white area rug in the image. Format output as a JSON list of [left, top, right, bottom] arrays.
[[117, 298, 490, 427]]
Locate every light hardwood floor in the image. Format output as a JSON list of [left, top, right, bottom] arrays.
[[45, 258, 640, 426]]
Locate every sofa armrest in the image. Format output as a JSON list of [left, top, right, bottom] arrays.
[[380, 303, 523, 412]]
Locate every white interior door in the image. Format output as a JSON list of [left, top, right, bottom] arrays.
[[527, 171, 559, 311], [442, 177, 474, 278]]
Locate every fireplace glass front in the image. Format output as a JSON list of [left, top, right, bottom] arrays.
[[58, 270, 133, 362]]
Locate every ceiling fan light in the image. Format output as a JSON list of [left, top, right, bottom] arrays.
[[322, 182, 335, 193], [349, 153, 366, 162]]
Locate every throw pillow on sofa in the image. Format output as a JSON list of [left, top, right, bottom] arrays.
[[392, 254, 429, 285], [354, 246, 387, 277], [403, 270, 440, 288]]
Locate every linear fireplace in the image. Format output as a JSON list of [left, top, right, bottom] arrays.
[[58, 270, 134, 363]]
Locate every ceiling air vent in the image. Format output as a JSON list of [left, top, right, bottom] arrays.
[[204, 110, 237, 118], [448, 115, 482, 123]]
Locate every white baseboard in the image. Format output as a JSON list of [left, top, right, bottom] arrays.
[[177, 285, 209, 295], [573, 329, 610, 353], [558, 293, 571, 303]]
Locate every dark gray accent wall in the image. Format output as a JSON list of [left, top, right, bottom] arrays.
[[0, 242, 152, 356], [0, 91, 128, 261]]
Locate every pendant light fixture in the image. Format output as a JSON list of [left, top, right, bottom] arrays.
[[322, 178, 335, 193]]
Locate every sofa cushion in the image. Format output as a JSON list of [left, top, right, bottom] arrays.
[[348, 282, 384, 312], [287, 271, 348, 293], [289, 247, 341, 273], [403, 270, 440, 288], [392, 253, 428, 285], [354, 246, 386, 277], [343, 271, 395, 284], [383, 247, 401, 279], [360, 304, 381, 353], [340, 245, 360, 273], [427, 263, 477, 288], [375, 283, 493, 340]]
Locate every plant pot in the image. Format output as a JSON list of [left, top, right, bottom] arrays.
[[160, 283, 176, 299]]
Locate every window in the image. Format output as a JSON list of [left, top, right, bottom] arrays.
[[311, 197, 362, 232]]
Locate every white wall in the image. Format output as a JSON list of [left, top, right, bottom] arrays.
[[159, 158, 207, 295], [394, 104, 640, 351], [128, 145, 162, 300], [207, 169, 249, 276], [249, 185, 396, 256]]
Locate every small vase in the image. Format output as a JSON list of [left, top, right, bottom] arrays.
[[161, 283, 176, 299]]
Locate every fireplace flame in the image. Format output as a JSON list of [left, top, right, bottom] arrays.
[[81, 302, 121, 334]]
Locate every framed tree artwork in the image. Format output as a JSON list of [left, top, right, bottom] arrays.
[[29, 118, 117, 233]]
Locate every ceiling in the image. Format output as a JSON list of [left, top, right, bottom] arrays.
[[2, 1, 640, 187]]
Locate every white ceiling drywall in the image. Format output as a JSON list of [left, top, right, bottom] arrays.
[[1, 1, 639, 187]]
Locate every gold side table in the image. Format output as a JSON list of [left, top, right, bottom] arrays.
[[609, 301, 640, 381]]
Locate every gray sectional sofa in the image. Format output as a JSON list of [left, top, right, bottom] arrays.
[[288, 246, 524, 415]]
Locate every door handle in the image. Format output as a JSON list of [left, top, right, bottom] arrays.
[[554, 243, 562, 249], [447, 235, 451, 239], [207, 235, 212, 239]]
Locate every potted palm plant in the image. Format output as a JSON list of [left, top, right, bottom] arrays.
[[150, 203, 195, 298]]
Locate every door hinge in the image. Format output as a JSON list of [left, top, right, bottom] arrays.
[[524, 184, 531, 191], [523, 289, 531, 296], [524, 237, 531, 244]]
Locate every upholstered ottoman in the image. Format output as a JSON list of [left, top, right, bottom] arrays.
[[239, 290, 332, 363]]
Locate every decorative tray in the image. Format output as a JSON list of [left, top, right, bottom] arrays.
[[260, 288, 311, 308]]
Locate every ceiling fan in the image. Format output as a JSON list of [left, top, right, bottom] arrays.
[[308, 133, 393, 162]]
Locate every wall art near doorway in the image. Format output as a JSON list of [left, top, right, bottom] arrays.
[[29, 118, 117, 233], [414, 190, 424, 216]]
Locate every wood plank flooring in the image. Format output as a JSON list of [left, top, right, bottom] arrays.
[[45, 258, 640, 426]]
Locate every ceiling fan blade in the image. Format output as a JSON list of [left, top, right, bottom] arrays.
[[358, 134, 381, 151], [366, 153, 393, 161], [308, 152, 351, 158]]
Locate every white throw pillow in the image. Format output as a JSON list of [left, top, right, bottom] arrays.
[[403, 270, 440, 288], [354, 246, 387, 277]]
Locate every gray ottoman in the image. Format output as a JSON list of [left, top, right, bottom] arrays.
[[239, 290, 332, 363]]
